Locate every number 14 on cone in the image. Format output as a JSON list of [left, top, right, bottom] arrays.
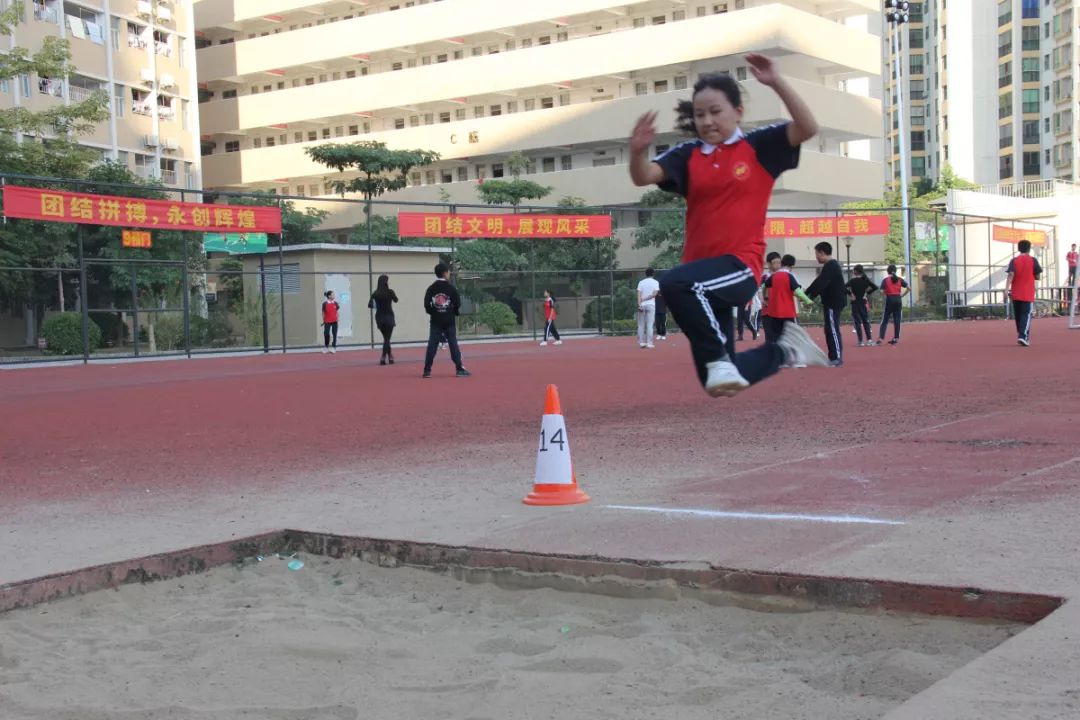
[[523, 385, 590, 506]]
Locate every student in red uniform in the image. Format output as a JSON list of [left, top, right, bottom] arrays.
[[321, 290, 340, 354], [1067, 244, 1078, 289], [763, 254, 813, 360], [1006, 239, 1043, 346], [876, 265, 910, 345], [540, 290, 562, 347], [759, 252, 781, 343], [629, 57, 828, 397]]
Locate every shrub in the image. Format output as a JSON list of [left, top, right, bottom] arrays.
[[90, 313, 127, 347], [41, 313, 102, 356], [152, 314, 186, 351], [475, 301, 518, 335]]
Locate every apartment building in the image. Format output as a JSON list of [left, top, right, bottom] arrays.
[[1, 0, 201, 187], [886, 0, 1076, 188], [194, 0, 883, 236]]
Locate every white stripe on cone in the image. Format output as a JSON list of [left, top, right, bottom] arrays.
[[534, 413, 573, 486]]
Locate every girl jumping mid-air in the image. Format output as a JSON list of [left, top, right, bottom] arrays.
[[629, 55, 828, 397]]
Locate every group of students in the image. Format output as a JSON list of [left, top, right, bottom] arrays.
[[320, 263, 472, 377]]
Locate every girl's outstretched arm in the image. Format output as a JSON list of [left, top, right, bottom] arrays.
[[746, 53, 819, 146]]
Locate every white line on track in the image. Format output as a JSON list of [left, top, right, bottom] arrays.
[[604, 505, 906, 526]]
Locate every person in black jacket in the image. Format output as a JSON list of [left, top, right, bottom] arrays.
[[844, 264, 876, 347], [805, 241, 847, 367], [422, 263, 470, 378], [369, 274, 398, 365]]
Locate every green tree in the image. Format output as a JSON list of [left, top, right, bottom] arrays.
[[631, 189, 685, 268], [0, 2, 110, 176], [453, 240, 528, 272], [305, 141, 440, 208]]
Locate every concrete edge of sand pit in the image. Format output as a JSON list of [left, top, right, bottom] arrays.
[[0, 528, 1064, 626]]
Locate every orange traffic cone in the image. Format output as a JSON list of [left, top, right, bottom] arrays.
[[523, 384, 590, 506]]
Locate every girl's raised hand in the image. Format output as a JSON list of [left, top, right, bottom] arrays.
[[630, 112, 658, 153], [745, 53, 780, 86]]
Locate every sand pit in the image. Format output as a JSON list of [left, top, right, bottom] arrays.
[[0, 554, 1021, 720]]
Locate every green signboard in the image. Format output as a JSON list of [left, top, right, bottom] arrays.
[[204, 232, 268, 255]]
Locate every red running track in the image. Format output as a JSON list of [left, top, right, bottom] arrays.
[[1, 320, 1077, 515]]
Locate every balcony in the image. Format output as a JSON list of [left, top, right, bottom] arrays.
[[199, 5, 881, 135], [37, 77, 63, 98], [202, 79, 881, 188]]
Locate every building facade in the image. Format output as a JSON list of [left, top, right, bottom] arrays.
[[1, 0, 202, 186], [193, 0, 884, 242], [886, 0, 1076, 188]]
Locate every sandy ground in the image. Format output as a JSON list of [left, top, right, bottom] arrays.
[[0, 555, 1019, 720]]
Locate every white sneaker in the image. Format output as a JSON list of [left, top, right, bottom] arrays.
[[329, 347, 336, 354], [554, 340, 562, 345], [646, 343, 655, 349], [539, 341, 547, 347], [321, 347, 328, 354], [639, 343, 647, 348], [704, 359, 750, 398], [777, 323, 830, 368]]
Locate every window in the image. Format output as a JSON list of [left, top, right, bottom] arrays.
[[348, 125, 359, 136], [910, 54, 924, 75], [560, 155, 572, 171], [1022, 0, 1039, 19], [392, 62, 403, 71], [457, 167, 468, 181], [222, 89, 237, 99], [593, 157, 616, 167], [266, 136, 277, 147], [909, 105, 925, 126], [539, 35, 551, 45], [674, 76, 687, 90], [999, 91, 1013, 119], [651, 15, 666, 25], [911, 156, 926, 177], [1023, 151, 1040, 175], [1023, 120, 1040, 144], [440, 171, 453, 183], [394, 118, 405, 129], [541, 157, 555, 172], [423, 113, 433, 125], [409, 115, 419, 127], [999, 122, 1014, 149], [425, 170, 435, 185], [999, 62, 1012, 88], [653, 80, 668, 93], [634, 82, 647, 96], [998, 31, 1012, 57], [252, 138, 261, 148], [489, 104, 501, 116], [1023, 88, 1039, 113], [259, 264, 302, 295], [113, 83, 124, 118], [225, 141, 240, 153], [473, 106, 484, 118], [294, 132, 303, 143], [439, 112, 450, 123], [455, 108, 466, 120], [998, 0, 1012, 26], [735, 66, 747, 81], [436, 54, 447, 63], [1023, 57, 1040, 82], [1000, 154, 1014, 179], [524, 99, 535, 111], [506, 101, 517, 113], [322, 128, 330, 138], [346, 70, 356, 79], [491, 163, 504, 178], [909, 28, 924, 49], [541, 97, 553, 109], [1022, 26, 1039, 50], [910, 78, 926, 100], [911, 131, 926, 151], [632, 18, 645, 28], [308, 131, 317, 141], [556, 31, 567, 42], [559, 93, 569, 106]]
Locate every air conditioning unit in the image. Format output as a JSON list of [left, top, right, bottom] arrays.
[[140, 68, 155, 84], [162, 138, 179, 151], [157, 6, 172, 21], [159, 73, 175, 88], [136, 0, 152, 16], [144, 134, 159, 148]]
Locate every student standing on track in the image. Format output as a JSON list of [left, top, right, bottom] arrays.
[[422, 263, 471, 378], [636, 268, 661, 349], [759, 252, 781, 342], [321, 290, 340, 354], [1067, 244, 1078, 306], [845, 264, 876, 346], [629, 56, 828, 397], [763, 254, 813, 355], [540, 290, 562, 346], [369, 274, 398, 365], [654, 283, 669, 340], [805, 241, 847, 367], [876, 264, 910, 345], [1006, 239, 1043, 347]]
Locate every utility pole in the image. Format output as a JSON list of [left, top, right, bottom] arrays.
[[885, 1, 914, 307]]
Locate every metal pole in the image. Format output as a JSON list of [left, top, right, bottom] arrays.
[[259, 253, 269, 353], [530, 244, 537, 342], [889, 16, 914, 309], [77, 226, 89, 364], [182, 233, 191, 358], [366, 196, 375, 350], [277, 216, 286, 353], [131, 264, 139, 357]]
